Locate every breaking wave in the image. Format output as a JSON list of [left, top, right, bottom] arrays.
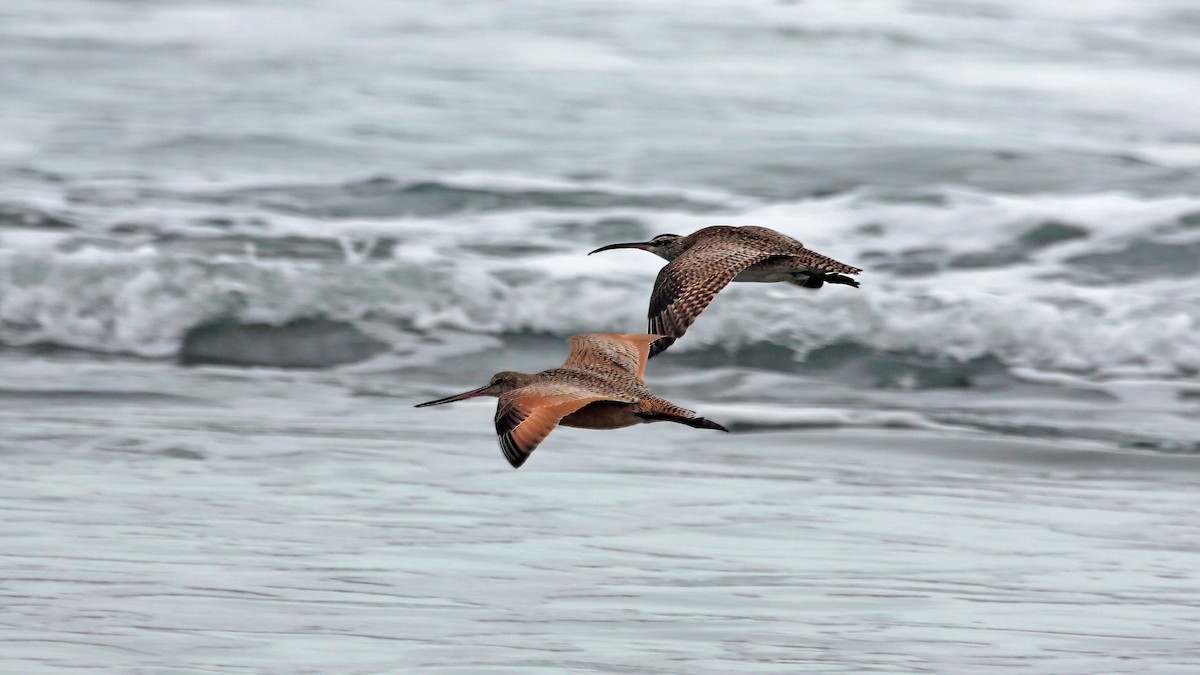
[[1, 178, 1198, 379]]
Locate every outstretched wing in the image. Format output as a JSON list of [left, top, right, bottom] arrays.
[[647, 237, 777, 357], [494, 382, 635, 469], [648, 228, 862, 356], [562, 333, 660, 381]]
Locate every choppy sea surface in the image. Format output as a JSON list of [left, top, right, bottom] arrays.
[[2, 1, 1199, 672]]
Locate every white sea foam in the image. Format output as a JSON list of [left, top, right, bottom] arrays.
[[5, 3, 1200, 672], [1, 0, 1198, 377], [1, 185, 1197, 379]]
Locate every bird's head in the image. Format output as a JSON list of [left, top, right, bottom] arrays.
[[414, 371, 531, 407], [589, 233, 685, 261]]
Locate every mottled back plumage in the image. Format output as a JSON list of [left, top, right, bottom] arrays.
[[561, 332, 655, 380], [591, 225, 861, 356]]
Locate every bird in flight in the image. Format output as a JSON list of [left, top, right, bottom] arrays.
[[415, 333, 728, 468], [590, 225, 861, 356]]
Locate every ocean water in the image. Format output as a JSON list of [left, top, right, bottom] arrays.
[[2, 0, 1199, 672]]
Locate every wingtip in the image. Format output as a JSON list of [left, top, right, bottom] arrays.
[[500, 436, 528, 469], [647, 336, 676, 358]]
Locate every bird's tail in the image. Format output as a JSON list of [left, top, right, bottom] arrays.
[[633, 397, 730, 432], [797, 249, 862, 276]]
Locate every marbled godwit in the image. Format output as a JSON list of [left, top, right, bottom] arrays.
[[414, 333, 728, 468], [590, 225, 861, 356]]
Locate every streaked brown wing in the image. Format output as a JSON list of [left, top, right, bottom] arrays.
[[647, 239, 776, 357], [494, 385, 634, 468], [562, 333, 660, 381]]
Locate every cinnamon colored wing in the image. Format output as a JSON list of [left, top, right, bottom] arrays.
[[494, 385, 635, 468], [562, 333, 660, 381]]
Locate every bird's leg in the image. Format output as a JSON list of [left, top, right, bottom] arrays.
[[634, 411, 730, 432], [823, 273, 860, 288], [794, 272, 860, 289]]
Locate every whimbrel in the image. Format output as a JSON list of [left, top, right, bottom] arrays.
[[590, 225, 861, 356], [415, 333, 728, 468]]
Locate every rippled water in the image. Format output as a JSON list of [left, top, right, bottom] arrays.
[[2, 0, 1200, 671], [3, 355, 1200, 672]]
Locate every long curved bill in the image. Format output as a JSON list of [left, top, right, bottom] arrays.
[[588, 241, 650, 255], [414, 385, 490, 408]]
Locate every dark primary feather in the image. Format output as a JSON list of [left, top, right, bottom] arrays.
[[495, 402, 534, 468]]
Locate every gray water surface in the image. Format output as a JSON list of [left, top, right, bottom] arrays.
[[2, 357, 1199, 672], [2, 0, 1200, 671]]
